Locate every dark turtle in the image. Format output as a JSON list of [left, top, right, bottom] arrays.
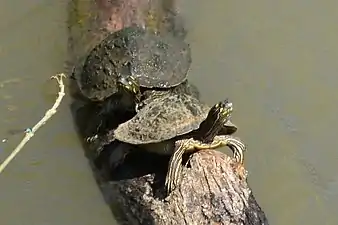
[[76, 26, 191, 102], [105, 95, 245, 195]]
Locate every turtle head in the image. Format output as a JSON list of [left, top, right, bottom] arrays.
[[117, 75, 142, 104], [213, 99, 233, 120], [199, 99, 234, 143]]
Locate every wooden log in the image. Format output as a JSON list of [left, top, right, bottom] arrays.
[[100, 149, 269, 225], [68, 1, 269, 224]]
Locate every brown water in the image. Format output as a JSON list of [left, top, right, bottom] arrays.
[[0, 0, 337, 224]]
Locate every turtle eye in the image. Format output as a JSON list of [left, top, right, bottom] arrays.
[[223, 100, 233, 111]]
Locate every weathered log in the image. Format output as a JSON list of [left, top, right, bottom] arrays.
[[100, 149, 269, 225], [68, 1, 269, 224], [67, 0, 184, 74]]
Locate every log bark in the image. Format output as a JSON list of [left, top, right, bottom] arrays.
[[68, 1, 269, 224], [100, 150, 269, 225]]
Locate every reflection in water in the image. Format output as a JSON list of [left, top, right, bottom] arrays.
[[0, 0, 337, 225]]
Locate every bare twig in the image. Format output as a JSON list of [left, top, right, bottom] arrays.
[[0, 73, 66, 174]]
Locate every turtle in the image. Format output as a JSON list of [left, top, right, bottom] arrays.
[[84, 74, 200, 142], [75, 25, 192, 102], [99, 92, 246, 195]]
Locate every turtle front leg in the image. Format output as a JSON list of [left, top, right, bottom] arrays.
[[196, 135, 246, 165], [191, 136, 247, 180], [165, 138, 194, 195], [219, 136, 247, 180], [164, 136, 247, 195], [217, 136, 246, 165]]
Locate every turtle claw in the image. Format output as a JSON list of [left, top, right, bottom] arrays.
[[225, 136, 247, 180], [86, 134, 98, 143], [233, 162, 248, 180], [51, 73, 66, 82], [226, 137, 246, 164]]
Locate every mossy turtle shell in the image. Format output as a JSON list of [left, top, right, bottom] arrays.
[[113, 93, 237, 145], [77, 26, 191, 101]]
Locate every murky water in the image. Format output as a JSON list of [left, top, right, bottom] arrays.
[[0, 1, 116, 224], [0, 0, 337, 224]]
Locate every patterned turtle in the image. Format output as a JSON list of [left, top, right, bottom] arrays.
[[101, 93, 246, 194]]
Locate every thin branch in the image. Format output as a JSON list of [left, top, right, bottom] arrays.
[[0, 73, 66, 174]]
